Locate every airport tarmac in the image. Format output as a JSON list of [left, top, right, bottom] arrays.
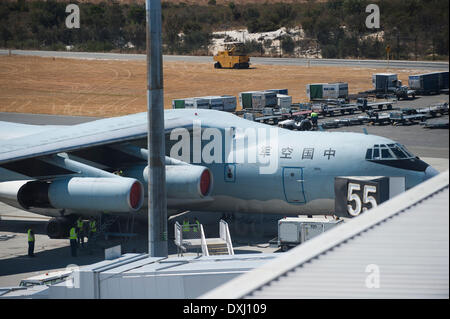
[[0, 208, 279, 287], [0, 94, 448, 288]]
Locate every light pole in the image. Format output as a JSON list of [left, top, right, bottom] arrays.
[[146, 0, 168, 257]]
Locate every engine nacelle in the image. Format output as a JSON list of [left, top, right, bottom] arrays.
[[0, 177, 144, 213], [122, 164, 213, 199]]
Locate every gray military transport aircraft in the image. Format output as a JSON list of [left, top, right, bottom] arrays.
[[0, 109, 439, 238]]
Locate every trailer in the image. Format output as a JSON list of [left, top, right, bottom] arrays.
[[311, 103, 359, 117], [255, 115, 282, 125], [367, 111, 392, 125], [422, 120, 449, 129], [277, 216, 343, 251], [389, 111, 427, 125], [357, 98, 396, 111], [369, 73, 415, 99], [417, 103, 449, 117], [372, 73, 399, 92], [408, 72, 441, 95]]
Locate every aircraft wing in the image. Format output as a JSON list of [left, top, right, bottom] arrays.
[[0, 111, 215, 218], [0, 112, 192, 165]]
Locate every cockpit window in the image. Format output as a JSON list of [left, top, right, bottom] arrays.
[[390, 145, 407, 158], [366, 143, 414, 160], [373, 148, 380, 159], [399, 144, 414, 157], [381, 148, 394, 159]]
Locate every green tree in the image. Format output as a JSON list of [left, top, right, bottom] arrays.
[[281, 36, 295, 54]]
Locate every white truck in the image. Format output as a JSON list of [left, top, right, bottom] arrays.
[[277, 216, 343, 251]]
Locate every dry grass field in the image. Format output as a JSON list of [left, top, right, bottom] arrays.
[[0, 55, 427, 117]]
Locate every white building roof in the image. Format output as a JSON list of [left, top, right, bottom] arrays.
[[202, 171, 449, 299]]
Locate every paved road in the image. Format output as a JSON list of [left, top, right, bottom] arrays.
[[0, 112, 99, 125], [1, 49, 448, 70]]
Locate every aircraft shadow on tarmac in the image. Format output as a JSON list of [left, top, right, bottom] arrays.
[[0, 219, 48, 235], [0, 245, 104, 278]]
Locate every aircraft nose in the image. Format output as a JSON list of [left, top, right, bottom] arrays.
[[424, 165, 439, 181]]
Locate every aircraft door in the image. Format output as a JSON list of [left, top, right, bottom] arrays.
[[283, 167, 306, 203]]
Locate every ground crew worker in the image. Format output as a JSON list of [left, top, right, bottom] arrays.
[[69, 226, 78, 257], [88, 217, 97, 237], [88, 217, 97, 253], [192, 217, 200, 232], [27, 227, 35, 257], [76, 217, 85, 248], [310, 112, 318, 129], [182, 217, 190, 233]]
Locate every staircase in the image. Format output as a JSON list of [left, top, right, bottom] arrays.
[[174, 219, 234, 257], [206, 241, 230, 256]]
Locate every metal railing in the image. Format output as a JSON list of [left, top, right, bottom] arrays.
[[174, 221, 203, 256], [174, 221, 185, 256], [219, 219, 234, 255], [200, 224, 209, 257], [174, 220, 234, 256]]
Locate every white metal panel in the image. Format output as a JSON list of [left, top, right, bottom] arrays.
[[201, 171, 449, 299], [249, 186, 449, 299], [279, 222, 299, 243]]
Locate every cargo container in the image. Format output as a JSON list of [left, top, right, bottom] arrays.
[[172, 99, 185, 109], [438, 71, 449, 90], [239, 91, 259, 109], [408, 72, 441, 94], [266, 89, 288, 95], [277, 94, 292, 109], [184, 98, 210, 109], [261, 91, 277, 107], [372, 73, 399, 92], [201, 96, 224, 111], [221, 95, 237, 112], [174, 96, 237, 112], [306, 82, 348, 100], [239, 91, 277, 109], [251, 93, 264, 110]]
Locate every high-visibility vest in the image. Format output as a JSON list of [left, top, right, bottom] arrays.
[[77, 219, 83, 229], [193, 221, 200, 232], [182, 221, 190, 232], [90, 220, 96, 233], [70, 227, 77, 240], [27, 229, 34, 242], [311, 112, 318, 118]]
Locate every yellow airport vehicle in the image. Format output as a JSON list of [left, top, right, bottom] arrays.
[[213, 43, 250, 69]]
